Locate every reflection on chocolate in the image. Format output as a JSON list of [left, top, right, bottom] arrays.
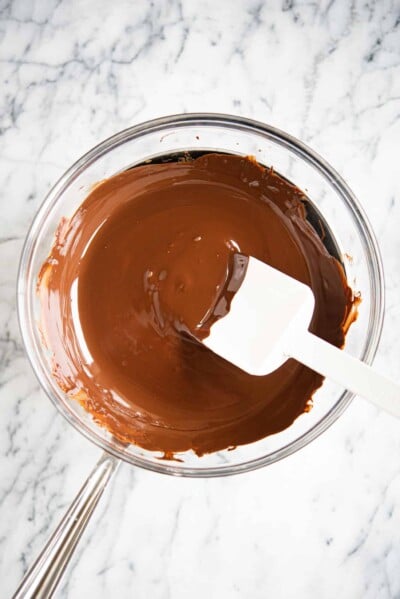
[[38, 153, 356, 456]]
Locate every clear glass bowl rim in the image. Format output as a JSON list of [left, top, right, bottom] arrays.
[[17, 112, 385, 478]]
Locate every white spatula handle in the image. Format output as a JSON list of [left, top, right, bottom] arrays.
[[287, 331, 400, 418]]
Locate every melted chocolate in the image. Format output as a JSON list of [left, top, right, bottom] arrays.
[[38, 153, 356, 456]]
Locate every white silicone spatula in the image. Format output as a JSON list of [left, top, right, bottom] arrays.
[[202, 255, 400, 418]]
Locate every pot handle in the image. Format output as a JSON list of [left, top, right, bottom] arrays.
[[12, 451, 120, 599]]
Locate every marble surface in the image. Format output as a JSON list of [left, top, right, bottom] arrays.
[[1, 0, 400, 597]]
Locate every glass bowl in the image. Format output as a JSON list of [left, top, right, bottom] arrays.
[[17, 113, 384, 477]]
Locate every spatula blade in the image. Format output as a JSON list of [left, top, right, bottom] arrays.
[[202, 256, 315, 375]]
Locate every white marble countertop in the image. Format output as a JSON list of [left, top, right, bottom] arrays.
[[1, 1, 400, 597]]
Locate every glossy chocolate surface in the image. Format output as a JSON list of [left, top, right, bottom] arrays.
[[38, 153, 355, 455]]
